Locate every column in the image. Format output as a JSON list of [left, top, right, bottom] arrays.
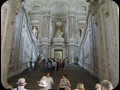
[[88, 0, 119, 87], [65, 17, 69, 43], [49, 17, 53, 41], [41, 13, 50, 59], [68, 14, 76, 38], [42, 14, 49, 38], [102, 1, 119, 87], [68, 13, 77, 63], [62, 19, 67, 40]]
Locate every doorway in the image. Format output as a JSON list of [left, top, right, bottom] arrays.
[[54, 50, 63, 60]]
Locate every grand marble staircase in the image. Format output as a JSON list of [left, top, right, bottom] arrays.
[[8, 64, 99, 90]]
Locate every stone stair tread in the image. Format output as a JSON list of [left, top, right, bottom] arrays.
[[8, 65, 99, 90]]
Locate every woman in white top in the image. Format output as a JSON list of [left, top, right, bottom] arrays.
[[58, 74, 71, 90], [38, 80, 48, 90], [39, 72, 54, 90]]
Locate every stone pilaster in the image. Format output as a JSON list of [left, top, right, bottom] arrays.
[[68, 14, 76, 38], [41, 14, 50, 59], [41, 38, 49, 59], [62, 19, 67, 41], [68, 37, 77, 63], [88, 0, 119, 87], [98, 1, 111, 81], [65, 17, 69, 43], [76, 18, 80, 40], [41, 16, 45, 38], [67, 13, 78, 63], [101, 1, 119, 87], [42, 14, 50, 38], [1, 0, 21, 88], [49, 17, 53, 41]]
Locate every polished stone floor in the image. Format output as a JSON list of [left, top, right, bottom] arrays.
[[8, 64, 99, 90]]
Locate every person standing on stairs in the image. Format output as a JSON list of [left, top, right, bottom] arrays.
[[58, 74, 71, 90], [38, 80, 48, 90], [12, 78, 28, 90], [39, 72, 54, 90]]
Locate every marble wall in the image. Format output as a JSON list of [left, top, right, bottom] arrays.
[[78, 13, 94, 75], [1, 1, 11, 88], [94, 0, 119, 88], [101, 1, 119, 87], [8, 6, 38, 78], [26, 0, 88, 61], [79, 0, 119, 88], [1, 0, 118, 89], [1, 0, 22, 88]]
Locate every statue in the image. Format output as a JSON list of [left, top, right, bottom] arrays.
[[56, 28, 63, 38], [53, 28, 65, 43], [32, 26, 38, 38], [79, 27, 84, 37]]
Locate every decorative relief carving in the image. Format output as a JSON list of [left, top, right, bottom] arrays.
[[33, 5, 41, 11]]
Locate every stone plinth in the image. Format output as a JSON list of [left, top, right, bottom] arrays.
[[68, 37, 77, 45], [41, 38, 49, 45], [53, 37, 65, 43]]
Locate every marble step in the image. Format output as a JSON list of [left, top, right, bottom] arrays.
[[8, 64, 99, 90]]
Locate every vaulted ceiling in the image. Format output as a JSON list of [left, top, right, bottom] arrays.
[[24, 0, 89, 14], [24, 0, 89, 26]]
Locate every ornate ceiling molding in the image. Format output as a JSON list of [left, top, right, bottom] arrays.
[[26, 0, 89, 25]]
